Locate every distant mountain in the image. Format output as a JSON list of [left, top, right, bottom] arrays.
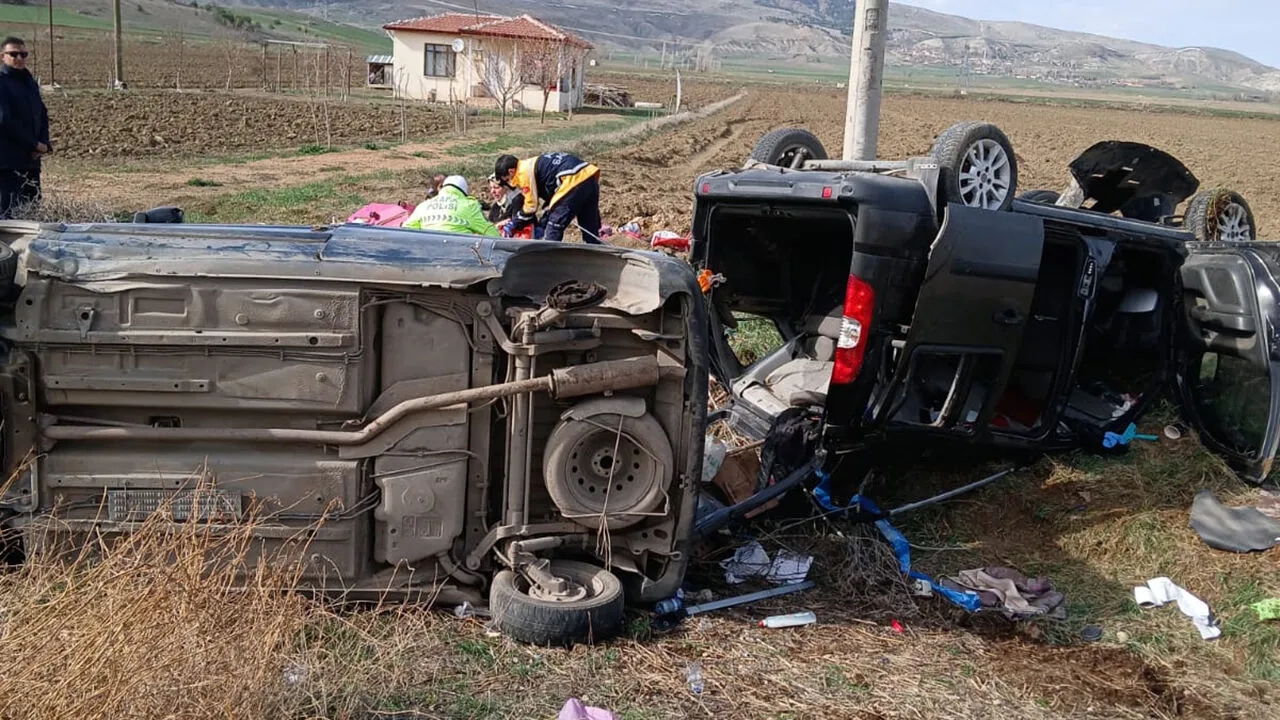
[[222, 0, 1280, 94]]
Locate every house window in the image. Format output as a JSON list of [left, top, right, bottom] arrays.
[[424, 44, 456, 78]]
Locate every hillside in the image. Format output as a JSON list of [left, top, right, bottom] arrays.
[[14, 0, 1278, 94], [222, 0, 1280, 94], [0, 0, 390, 52]]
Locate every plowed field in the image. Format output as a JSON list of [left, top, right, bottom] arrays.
[[592, 88, 1280, 237]]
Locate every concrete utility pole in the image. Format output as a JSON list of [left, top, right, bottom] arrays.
[[112, 0, 125, 88], [46, 0, 55, 85], [842, 0, 888, 161]]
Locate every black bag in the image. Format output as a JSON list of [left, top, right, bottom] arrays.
[[756, 407, 821, 493]]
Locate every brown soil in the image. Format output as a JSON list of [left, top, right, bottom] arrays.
[[590, 88, 1280, 238], [46, 90, 456, 159]]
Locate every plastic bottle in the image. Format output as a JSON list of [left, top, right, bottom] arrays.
[[685, 661, 704, 694], [758, 611, 817, 629], [701, 438, 727, 484], [654, 590, 685, 616]]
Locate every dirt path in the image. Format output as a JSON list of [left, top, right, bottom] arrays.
[[46, 112, 630, 207]]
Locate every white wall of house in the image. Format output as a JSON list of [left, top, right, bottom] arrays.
[[387, 29, 589, 111]]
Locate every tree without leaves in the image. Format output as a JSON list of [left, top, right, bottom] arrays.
[[519, 39, 561, 125], [480, 43, 526, 129]]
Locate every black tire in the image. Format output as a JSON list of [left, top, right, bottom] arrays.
[[0, 243, 17, 298], [929, 122, 1018, 211], [490, 559, 625, 646], [1184, 188, 1255, 243], [750, 127, 828, 168], [1019, 189, 1060, 205]]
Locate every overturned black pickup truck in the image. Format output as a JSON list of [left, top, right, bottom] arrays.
[[694, 123, 1278, 506]]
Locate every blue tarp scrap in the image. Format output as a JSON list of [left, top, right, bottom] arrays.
[[813, 469, 982, 612]]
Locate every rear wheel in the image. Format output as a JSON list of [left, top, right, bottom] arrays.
[[489, 559, 625, 646], [750, 128, 828, 169], [930, 122, 1018, 211], [1185, 188, 1255, 243]]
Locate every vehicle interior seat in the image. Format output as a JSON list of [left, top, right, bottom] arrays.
[[736, 304, 842, 416]]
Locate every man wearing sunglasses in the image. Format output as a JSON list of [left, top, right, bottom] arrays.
[[0, 37, 50, 218]]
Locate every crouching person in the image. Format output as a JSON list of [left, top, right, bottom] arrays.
[[494, 152, 602, 243], [402, 175, 500, 236]]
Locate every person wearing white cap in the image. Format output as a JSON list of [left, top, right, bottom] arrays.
[[402, 174, 500, 236]]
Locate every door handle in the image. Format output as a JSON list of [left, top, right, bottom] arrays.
[[993, 308, 1024, 326]]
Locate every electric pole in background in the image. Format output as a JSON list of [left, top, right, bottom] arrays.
[[46, 0, 55, 85], [112, 0, 125, 88], [842, 0, 888, 161]]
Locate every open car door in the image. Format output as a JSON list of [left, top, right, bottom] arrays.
[[871, 203, 1046, 440], [1177, 248, 1280, 483]]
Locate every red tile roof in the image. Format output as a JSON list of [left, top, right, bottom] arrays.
[[382, 12, 504, 34], [383, 12, 593, 49]]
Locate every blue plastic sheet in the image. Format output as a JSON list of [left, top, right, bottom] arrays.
[[813, 469, 982, 612]]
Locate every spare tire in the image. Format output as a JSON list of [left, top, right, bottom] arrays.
[[929, 122, 1018, 211], [490, 560, 625, 646], [1019, 189, 1061, 205], [1185, 188, 1255, 243], [750, 127, 828, 169]]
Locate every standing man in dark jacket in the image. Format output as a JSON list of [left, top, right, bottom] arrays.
[[0, 37, 50, 218]]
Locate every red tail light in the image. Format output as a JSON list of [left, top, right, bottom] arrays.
[[831, 274, 875, 385]]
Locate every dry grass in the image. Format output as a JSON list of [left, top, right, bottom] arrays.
[[0, 410, 1275, 718], [7, 191, 120, 224]]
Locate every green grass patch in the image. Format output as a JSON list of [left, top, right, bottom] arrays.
[[0, 6, 113, 32], [297, 144, 335, 156], [726, 314, 784, 366], [192, 180, 363, 223], [442, 119, 640, 158]]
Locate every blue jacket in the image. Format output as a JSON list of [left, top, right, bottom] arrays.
[[0, 65, 49, 170]]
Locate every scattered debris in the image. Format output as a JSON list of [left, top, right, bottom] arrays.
[[1189, 489, 1280, 553], [559, 698, 618, 720], [760, 611, 816, 629], [685, 661, 704, 694], [584, 83, 633, 108], [720, 541, 812, 585], [702, 437, 728, 484], [1103, 422, 1159, 448], [812, 473, 982, 612], [653, 581, 816, 630], [1257, 490, 1280, 521], [1133, 577, 1220, 640], [939, 567, 1067, 621], [1251, 598, 1280, 622]]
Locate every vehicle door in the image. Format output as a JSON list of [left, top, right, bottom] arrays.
[[1177, 245, 1280, 483], [869, 202, 1046, 441]]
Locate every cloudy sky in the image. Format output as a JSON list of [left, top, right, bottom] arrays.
[[898, 0, 1278, 67]]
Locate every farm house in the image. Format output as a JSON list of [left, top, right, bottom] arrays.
[[381, 12, 593, 112]]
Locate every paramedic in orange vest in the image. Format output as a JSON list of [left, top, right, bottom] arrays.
[[494, 152, 602, 244]]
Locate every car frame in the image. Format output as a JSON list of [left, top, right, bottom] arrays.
[[0, 218, 709, 646]]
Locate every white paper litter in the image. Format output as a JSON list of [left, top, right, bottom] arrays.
[[720, 541, 812, 585], [1133, 577, 1220, 640]]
